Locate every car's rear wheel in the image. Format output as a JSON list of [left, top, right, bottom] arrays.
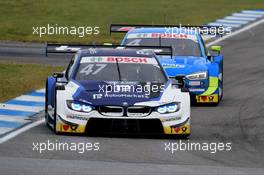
[[53, 88, 59, 134], [219, 72, 223, 101]]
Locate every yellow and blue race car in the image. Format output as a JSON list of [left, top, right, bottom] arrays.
[[111, 24, 224, 105]]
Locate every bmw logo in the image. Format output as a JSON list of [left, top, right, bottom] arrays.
[[122, 102, 128, 107]]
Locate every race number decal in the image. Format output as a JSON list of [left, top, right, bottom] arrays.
[[127, 39, 141, 46], [80, 64, 106, 75]]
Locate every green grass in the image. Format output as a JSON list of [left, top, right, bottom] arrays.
[[0, 62, 63, 102], [0, 0, 263, 43]]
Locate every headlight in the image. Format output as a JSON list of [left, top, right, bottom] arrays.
[[156, 103, 180, 114], [186, 72, 207, 80], [67, 101, 93, 113], [157, 106, 167, 114], [71, 103, 82, 111], [167, 104, 178, 113]]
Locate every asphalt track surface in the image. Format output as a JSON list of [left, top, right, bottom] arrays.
[[0, 23, 264, 175], [0, 41, 72, 66]]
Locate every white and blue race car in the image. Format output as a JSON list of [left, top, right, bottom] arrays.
[[45, 44, 190, 137]]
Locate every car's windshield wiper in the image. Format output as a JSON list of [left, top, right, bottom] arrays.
[[115, 57, 122, 81], [159, 35, 161, 47]]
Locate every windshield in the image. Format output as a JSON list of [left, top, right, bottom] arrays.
[[75, 56, 167, 83], [124, 34, 201, 57]]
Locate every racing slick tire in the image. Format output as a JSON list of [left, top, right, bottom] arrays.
[[45, 79, 59, 134]]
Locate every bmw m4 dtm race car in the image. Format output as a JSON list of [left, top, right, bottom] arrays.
[[45, 44, 191, 137], [110, 24, 224, 105]]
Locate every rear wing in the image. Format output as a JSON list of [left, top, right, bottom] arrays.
[[45, 43, 172, 57], [110, 24, 229, 36], [46, 43, 113, 56]]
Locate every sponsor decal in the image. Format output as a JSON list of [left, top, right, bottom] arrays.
[[189, 88, 205, 92], [87, 57, 103, 62], [127, 33, 198, 42], [56, 46, 80, 51], [161, 117, 181, 122], [62, 124, 69, 131], [81, 56, 157, 64], [181, 126, 187, 133], [70, 125, 78, 131], [167, 124, 190, 134], [93, 94, 103, 99], [107, 57, 147, 63], [104, 93, 147, 98], [173, 127, 180, 133], [152, 33, 188, 39], [57, 121, 85, 133], [196, 94, 218, 103], [189, 81, 201, 86], [66, 115, 89, 121], [118, 27, 135, 31], [162, 63, 185, 68], [208, 96, 215, 101], [170, 125, 188, 134]]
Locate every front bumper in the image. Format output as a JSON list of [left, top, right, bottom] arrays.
[[55, 113, 190, 135], [187, 76, 220, 103], [54, 85, 191, 135]]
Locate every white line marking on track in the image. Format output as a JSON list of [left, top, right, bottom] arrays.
[[0, 103, 44, 112], [216, 19, 249, 24], [15, 95, 45, 102], [0, 119, 44, 144], [225, 16, 257, 21], [233, 13, 262, 18], [207, 18, 264, 47], [242, 10, 264, 15], [35, 88, 45, 93], [0, 115, 28, 123], [0, 128, 14, 135], [208, 22, 241, 28]]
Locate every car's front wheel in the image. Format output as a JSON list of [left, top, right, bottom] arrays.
[[52, 88, 59, 134], [45, 79, 59, 134]]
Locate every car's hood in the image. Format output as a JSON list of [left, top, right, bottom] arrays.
[[72, 80, 168, 106], [158, 56, 208, 77]]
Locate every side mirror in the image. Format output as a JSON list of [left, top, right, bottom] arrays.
[[174, 75, 189, 92], [53, 72, 64, 79], [53, 72, 66, 90], [210, 45, 222, 55], [174, 75, 185, 88]]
